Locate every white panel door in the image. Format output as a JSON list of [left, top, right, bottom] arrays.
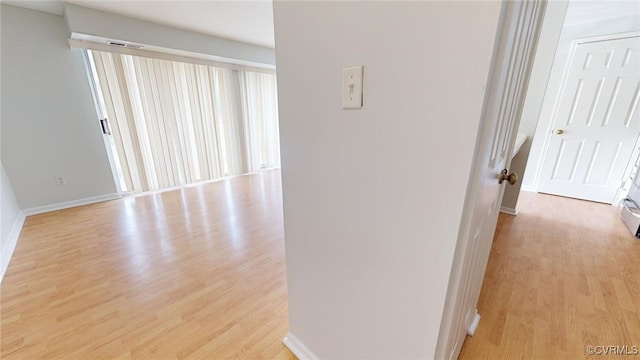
[[538, 35, 640, 203], [436, 2, 545, 359]]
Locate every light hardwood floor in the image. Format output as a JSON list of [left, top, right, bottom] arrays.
[[460, 191, 640, 359], [3, 172, 639, 359], [1, 170, 296, 359]]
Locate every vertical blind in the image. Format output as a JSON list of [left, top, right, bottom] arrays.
[[89, 50, 280, 192]]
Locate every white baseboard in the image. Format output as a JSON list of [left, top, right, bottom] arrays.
[[1, 211, 26, 283], [2, 193, 120, 283], [500, 206, 518, 216], [520, 185, 536, 192], [283, 333, 319, 360], [22, 193, 121, 216]]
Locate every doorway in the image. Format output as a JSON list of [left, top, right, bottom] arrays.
[[442, 0, 640, 358], [501, 0, 640, 214], [536, 33, 640, 204]]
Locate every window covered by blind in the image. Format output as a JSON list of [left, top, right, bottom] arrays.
[[89, 50, 280, 193]]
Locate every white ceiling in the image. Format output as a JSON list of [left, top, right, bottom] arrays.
[[7, 0, 636, 50], [1, 0, 275, 48]]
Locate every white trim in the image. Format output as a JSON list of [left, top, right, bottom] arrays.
[[575, 31, 640, 45], [22, 193, 121, 216], [81, 49, 124, 195], [499, 206, 518, 216], [68, 39, 276, 74], [283, 333, 320, 360], [520, 185, 537, 192], [435, 1, 548, 359], [1, 211, 26, 283]]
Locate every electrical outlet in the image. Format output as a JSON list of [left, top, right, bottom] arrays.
[[55, 176, 66, 186]]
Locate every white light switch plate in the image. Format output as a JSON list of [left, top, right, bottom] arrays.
[[342, 65, 363, 109]]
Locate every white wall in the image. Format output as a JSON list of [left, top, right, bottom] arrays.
[[0, 162, 23, 281], [522, 2, 640, 191], [274, 2, 502, 358], [1, 4, 117, 209]]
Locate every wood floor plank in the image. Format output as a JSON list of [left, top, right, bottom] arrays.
[[460, 192, 640, 359], [1, 171, 295, 360], [4, 174, 639, 359]]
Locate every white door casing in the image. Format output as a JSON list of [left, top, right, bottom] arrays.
[[81, 50, 125, 194], [537, 34, 640, 204], [435, 1, 547, 359]]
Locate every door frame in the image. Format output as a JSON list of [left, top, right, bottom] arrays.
[[530, 30, 640, 204], [575, 31, 640, 45], [434, 1, 550, 359], [523, 29, 640, 202], [80, 49, 126, 195]]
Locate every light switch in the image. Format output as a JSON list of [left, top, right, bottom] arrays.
[[342, 65, 363, 109]]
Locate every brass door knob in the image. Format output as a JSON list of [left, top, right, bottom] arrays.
[[555, 129, 564, 135], [499, 169, 518, 185]]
